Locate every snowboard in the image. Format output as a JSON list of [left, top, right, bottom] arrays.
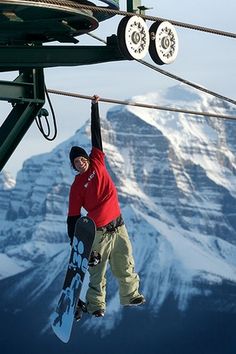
[[51, 216, 96, 343]]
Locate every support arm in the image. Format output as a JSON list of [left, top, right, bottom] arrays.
[[0, 68, 45, 171]]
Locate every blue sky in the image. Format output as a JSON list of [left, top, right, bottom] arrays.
[[1, 0, 236, 177]]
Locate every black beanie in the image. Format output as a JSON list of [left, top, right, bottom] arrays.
[[69, 146, 89, 169]]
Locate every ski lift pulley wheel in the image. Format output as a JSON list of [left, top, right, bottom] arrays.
[[117, 15, 150, 60], [149, 21, 178, 65]]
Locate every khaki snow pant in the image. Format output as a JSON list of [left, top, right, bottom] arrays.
[[86, 224, 141, 314]]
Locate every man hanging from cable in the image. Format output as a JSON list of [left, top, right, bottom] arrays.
[[67, 95, 145, 318]]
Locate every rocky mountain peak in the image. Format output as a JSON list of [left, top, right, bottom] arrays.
[[0, 85, 236, 341]]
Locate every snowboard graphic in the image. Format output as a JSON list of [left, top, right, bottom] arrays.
[[51, 216, 96, 343]]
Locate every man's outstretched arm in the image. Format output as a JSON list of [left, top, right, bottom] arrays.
[[91, 95, 103, 151]]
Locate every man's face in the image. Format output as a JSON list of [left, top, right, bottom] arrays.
[[73, 156, 90, 174]]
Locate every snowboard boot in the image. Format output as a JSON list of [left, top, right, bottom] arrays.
[[74, 300, 87, 322], [92, 309, 105, 318], [129, 295, 146, 306]]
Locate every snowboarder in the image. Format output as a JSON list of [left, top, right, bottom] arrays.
[[67, 95, 145, 318]]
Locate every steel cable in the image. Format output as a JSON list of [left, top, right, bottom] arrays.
[[71, 3, 236, 39], [6, 0, 236, 39], [87, 33, 236, 108], [47, 89, 236, 121], [137, 60, 236, 107]]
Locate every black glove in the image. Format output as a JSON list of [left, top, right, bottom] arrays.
[[88, 251, 101, 267], [67, 215, 80, 245]]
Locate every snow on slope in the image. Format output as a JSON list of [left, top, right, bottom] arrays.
[[0, 170, 15, 190], [127, 85, 236, 197], [0, 253, 25, 279], [128, 204, 236, 302]]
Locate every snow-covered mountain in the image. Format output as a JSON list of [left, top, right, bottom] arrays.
[[0, 84, 236, 354]]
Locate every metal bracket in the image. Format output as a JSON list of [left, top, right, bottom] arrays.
[[127, 0, 141, 13], [0, 41, 125, 70], [0, 68, 45, 170]]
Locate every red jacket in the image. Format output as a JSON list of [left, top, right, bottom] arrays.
[[68, 147, 121, 228]]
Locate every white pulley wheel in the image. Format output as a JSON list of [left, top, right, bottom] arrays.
[[149, 21, 179, 65], [117, 15, 150, 60]]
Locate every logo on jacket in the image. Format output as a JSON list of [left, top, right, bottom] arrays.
[[84, 170, 96, 188]]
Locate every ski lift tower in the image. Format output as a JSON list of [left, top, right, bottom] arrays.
[[0, 0, 178, 171]]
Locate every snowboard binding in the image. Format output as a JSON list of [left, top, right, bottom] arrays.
[[88, 250, 101, 267]]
